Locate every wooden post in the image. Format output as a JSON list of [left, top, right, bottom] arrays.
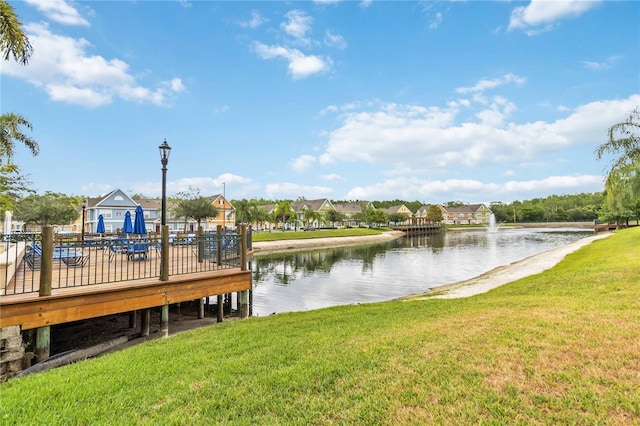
[[160, 225, 169, 281], [239, 290, 249, 319], [140, 309, 150, 337], [197, 225, 204, 263], [35, 326, 50, 363], [129, 310, 137, 330], [216, 294, 223, 322], [239, 225, 247, 271], [198, 298, 205, 319], [216, 225, 222, 265], [160, 305, 169, 338], [39, 226, 53, 297], [35, 226, 53, 362]]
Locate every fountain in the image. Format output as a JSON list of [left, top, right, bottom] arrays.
[[487, 212, 499, 232]]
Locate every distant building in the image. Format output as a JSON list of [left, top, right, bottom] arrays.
[[440, 203, 492, 225]]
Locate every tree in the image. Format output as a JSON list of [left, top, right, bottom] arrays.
[[0, 0, 33, 65], [303, 208, 321, 228], [325, 210, 344, 228], [596, 108, 640, 225], [0, 162, 33, 215], [172, 187, 219, 230], [0, 112, 39, 159], [387, 213, 407, 225], [273, 200, 294, 230], [596, 107, 640, 174], [426, 205, 444, 223], [1, 1, 38, 215], [15, 192, 78, 227]]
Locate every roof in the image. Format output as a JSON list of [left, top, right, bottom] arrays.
[[443, 204, 488, 213], [291, 199, 332, 212]]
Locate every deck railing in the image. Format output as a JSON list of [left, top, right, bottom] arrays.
[[1, 230, 245, 296]]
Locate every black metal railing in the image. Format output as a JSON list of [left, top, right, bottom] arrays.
[[1, 232, 244, 296]]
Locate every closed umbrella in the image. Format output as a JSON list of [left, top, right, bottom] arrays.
[[96, 214, 105, 234], [122, 211, 133, 234], [133, 205, 147, 235]]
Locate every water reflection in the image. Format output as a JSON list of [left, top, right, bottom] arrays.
[[251, 228, 592, 316]]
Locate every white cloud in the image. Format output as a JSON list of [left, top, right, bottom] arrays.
[[0, 23, 184, 107], [318, 94, 639, 173], [266, 182, 333, 199], [508, 0, 600, 34], [25, 0, 89, 26], [359, 0, 372, 9], [455, 73, 526, 94], [324, 30, 347, 49], [290, 155, 317, 172], [281, 10, 313, 44], [321, 173, 344, 181], [343, 174, 603, 203], [581, 55, 621, 70], [252, 42, 330, 79], [429, 12, 443, 30], [130, 174, 252, 198], [240, 11, 267, 29]]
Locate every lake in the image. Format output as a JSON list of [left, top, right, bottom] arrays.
[[250, 227, 593, 317]]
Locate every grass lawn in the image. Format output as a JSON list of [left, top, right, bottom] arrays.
[[251, 227, 384, 242], [1, 228, 638, 425]]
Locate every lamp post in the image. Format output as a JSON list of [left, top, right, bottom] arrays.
[[159, 139, 171, 226], [81, 199, 87, 245], [222, 181, 226, 231], [159, 139, 171, 283]]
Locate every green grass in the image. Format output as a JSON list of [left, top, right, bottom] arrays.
[[252, 227, 383, 242], [1, 228, 639, 425]]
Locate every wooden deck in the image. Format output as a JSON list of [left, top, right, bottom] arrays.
[[0, 244, 251, 331], [0, 269, 251, 330]]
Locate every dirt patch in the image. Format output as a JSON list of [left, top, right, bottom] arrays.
[[33, 301, 237, 356]]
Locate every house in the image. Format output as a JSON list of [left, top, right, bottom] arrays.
[[83, 189, 235, 235], [291, 199, 335, 229], [414, 205, 443, 224], [380, 205, 413, 225], [207, 194, 236, 231], [85, 189, 146, 234], [333, 201, 375, 228], [440, 203, 492, 225]]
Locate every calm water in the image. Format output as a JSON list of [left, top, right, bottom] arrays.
[[250, 228, 593, 316]]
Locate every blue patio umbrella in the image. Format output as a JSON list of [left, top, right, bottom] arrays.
[[96, 214, 105, 234], [133, 205, 147, 235], [122, 211, 133, 234]]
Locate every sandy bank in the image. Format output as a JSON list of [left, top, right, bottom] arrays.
[[413, 232, 611, 300], [252, 231, 405, 255]]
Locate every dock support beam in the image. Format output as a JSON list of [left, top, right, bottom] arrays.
[[160, 304, 169, 337], [239, 290, 249, 319], [35, 226, 53, 362], [217, 295, 223, 322], [140, 309, 150, 337]]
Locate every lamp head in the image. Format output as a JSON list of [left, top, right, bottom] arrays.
[[159, 139, 172, 164]]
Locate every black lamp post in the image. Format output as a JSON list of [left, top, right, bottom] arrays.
[[159, 139, 171, 226], [81, 199, 87, 245]]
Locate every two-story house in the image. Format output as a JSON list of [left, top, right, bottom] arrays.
[[440, 203, 492, 225]]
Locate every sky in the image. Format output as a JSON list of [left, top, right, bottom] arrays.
[[2, 0, 639, 205]]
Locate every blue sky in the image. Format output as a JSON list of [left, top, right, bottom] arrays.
[[2, 0, 639, 204]]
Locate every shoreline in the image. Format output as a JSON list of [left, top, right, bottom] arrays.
[[411, 232, 611, 299], [251, 230, 405, 255]]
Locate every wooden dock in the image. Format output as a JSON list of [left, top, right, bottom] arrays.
[[0, 268, 251, 330], [392, 223, 445, 235]]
